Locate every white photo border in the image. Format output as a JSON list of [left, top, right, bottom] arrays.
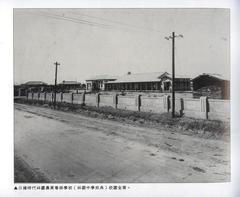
[[0, 0, 239, 196]]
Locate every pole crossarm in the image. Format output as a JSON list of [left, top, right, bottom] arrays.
[[54, 62, 60, 67], [165, 34, 183, 40]]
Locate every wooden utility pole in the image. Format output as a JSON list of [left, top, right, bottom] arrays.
[[53, 61, 60, 109], [172, 32, 175, 118], [165, 32, 183, 118]]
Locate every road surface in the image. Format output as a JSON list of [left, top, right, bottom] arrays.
[[14, 103, 230, 183]]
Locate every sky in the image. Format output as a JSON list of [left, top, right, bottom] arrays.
[[14, 8, 230, 84]]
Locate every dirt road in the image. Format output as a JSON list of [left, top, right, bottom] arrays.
[[14, 103, 230, 183]]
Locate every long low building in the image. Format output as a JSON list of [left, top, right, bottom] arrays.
[[191, 73, 230, 99], [85, 75, 118, 91], [105, 72, 191, 92]]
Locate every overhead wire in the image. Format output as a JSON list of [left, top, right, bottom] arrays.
[[69, 10, 162, 34], [22, 9, 163, 35], [38, 10, 112, 28], [23, 10, 112, 30]]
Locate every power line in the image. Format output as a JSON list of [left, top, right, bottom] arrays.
[[69, 10, 162, 34], [39, 10, 112, 28], [23, 10, 163, 35], [25, 10, 112, 29]]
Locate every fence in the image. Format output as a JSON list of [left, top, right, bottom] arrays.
[[26, 92, 230, 121]]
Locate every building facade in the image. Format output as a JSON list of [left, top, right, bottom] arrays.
[[58, 80, 83, 93], [191, 73, 230, 99], [23, 81, 48, 92], [85, 75, 117, 92], [105, 72, 191, 92]]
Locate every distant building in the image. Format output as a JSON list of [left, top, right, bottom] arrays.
[[191, 73, 230, 99], [85, 75, 117, 92], [24, 81, 48, 86], [58, 80, 82, 93], [105, 72, 191, 92], [14, 81, 48, 96], [23, 81, 48, 92], [14, 84, 23, 96]]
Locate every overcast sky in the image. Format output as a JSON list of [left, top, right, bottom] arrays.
[[14, 8, 230, 84]]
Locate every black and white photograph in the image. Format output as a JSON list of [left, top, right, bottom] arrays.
[[13, 8, 231, 184]]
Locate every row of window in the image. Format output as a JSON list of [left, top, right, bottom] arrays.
[[105, 81, 191, 91]]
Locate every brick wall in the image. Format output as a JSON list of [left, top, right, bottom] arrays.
[[117, 95, 138, 111], [208, 99, 230, 121], [56, 93, 62, 103], [62, 93, 72, 103], [39, 93, 45, 101], [46, 93, 53, 102], [25, 92, 230, 121], [85, 94, 97, 107], [99, 95, 115, 108], [73, 94, 84, 105], [141, 96, 165, 113], [182, 98, 202, 119]]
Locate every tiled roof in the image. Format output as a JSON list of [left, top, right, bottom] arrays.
[[59, 81, 81, 85], [24, 81, 47, 85], [107, 72, 171, 83], [86, 75, 118, 81], [192, 73, 230, 81]]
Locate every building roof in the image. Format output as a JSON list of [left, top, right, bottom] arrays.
[[192, 73, 230, 81], [106, 72, 173, 84], [24, 81, 48, 86], [86, 75, 118, 81], [59, 80, 81, 85]]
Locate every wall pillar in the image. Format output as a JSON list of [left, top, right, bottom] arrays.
[[60, 92, 63, 103], [71, 93, 74, 104], [113, 94, 118, 109], [96, 93, 100, 107], [200, 96, 209, 119], [179, 98, 184, 117], [163, 95, 170, 112], [135, 94, 141, 112], [51, 92, 54, 103], [82, 91, 86, 105]]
